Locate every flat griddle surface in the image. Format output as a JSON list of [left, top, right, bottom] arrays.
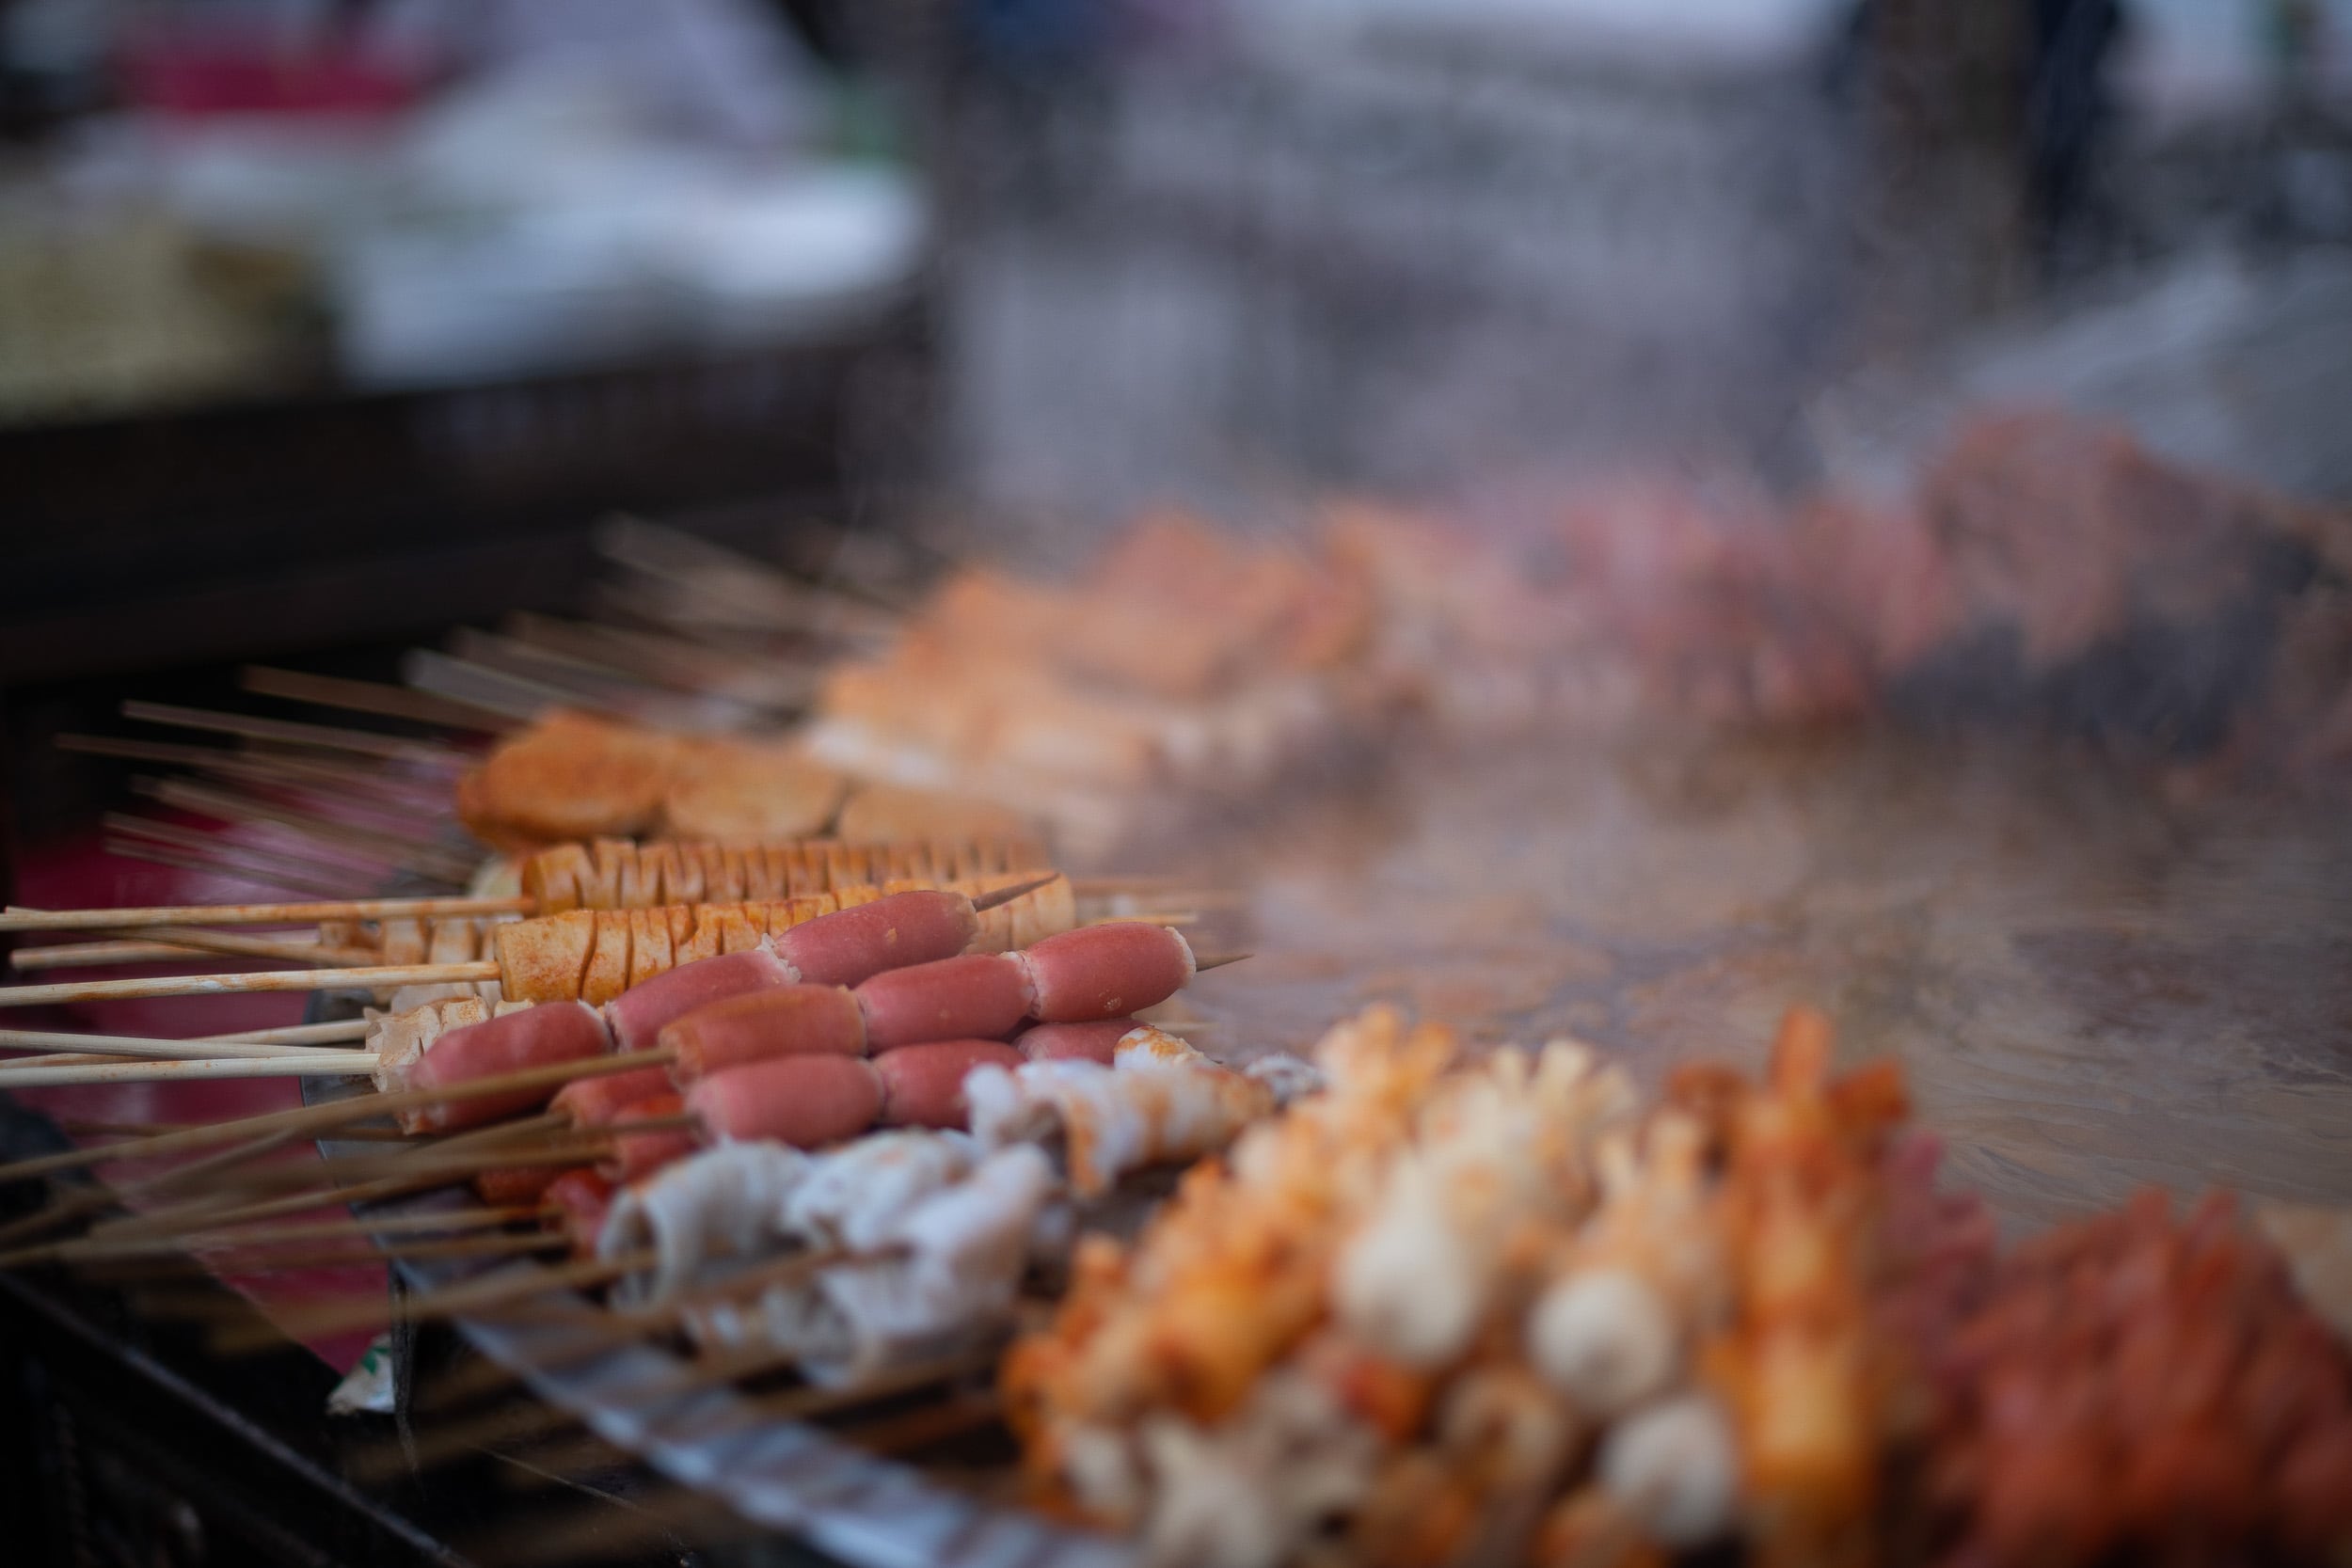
[[1166, 728, 2352, 1231]]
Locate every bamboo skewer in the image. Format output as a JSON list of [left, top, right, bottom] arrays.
[[0, 961, 498, 1007], [239, 666, 516, 733], [0, 867, 1176, 939], [0, 1053, 379, 1087], [0, 1030, 367, 1062], [413, 1245, 875, 1411], [121, 701, 465, 766], [0, 1051, 675, 1184], [15, 936, 319, 972], [257, 1248, 662, 1343], [0, 895, 529, 934], [0, 1205, 548, 1267], [11, 927, 380, 972]]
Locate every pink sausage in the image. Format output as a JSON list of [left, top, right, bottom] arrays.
[[603, 945, 798, 1054], [545, 1168, 615, 1257], [403, 1002, 612, 1133], [660, 985, 867, 1084], [855, 953, 1033, 1052], [686, 1055, 882, 1149], [552, 1063, 676, 1126], [598, 1092, 699, 1182], [1016, 1019, 1139, 1065], [771, 889, 979, 988], [873, 1039, 1025, 1129], [1015, 924, 1196, 1023]]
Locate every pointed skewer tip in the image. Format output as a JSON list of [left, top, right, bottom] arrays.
[[971, 873, 1060, 913]]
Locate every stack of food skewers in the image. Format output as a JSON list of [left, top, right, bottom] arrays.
[[5, 439, 2351, 1567]]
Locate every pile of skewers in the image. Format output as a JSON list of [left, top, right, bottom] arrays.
[[4, 856, 2351, 1567], [0, 850, 1275, 1393], [1004, 1005, 2352, 1568]]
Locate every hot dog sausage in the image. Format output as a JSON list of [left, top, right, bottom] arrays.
[[1014, 923, 1196, 1022], [771, 889, 979, 987], [660, 985, 866, 1082], [403, 1001, 611, 1133], [872, 1039, 1025, 1129], [552, 1062, 675, 1126], [545, 1168, 615, 1256], [1014, 1018, 1139, 1064], [686, 1055, 882, 1149], [602, 945, 799, 1054], [855, 953, 1033, 1052], [600, 1093, 699, 1182]]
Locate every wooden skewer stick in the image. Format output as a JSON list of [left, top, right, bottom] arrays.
[[101, 1110, 573, 1224], [412, 1244, 873, 1411], [14, 935, 323, 972], [10, 927, 380, 972], [0, 869, 1053, 942], [255, 1248, 662, 1343], [1, 1018, 368, 1070], [0, 1030, 369, 1062], [159, 1139, 614, 1204], [82, 1115, 572, 1246], [239, 666, 516, 733], [0, 895, 528, 934], [217, 1230, 564, 1274], [731, 1345, 1002, 1425], [75, 1230, 564, 1279], [0, 1053, 380, 1088], [2, 1020, 364, 1067], [0, 961, 498, 1008], [205, 1019, 374, 1047], [1192, 952, 1253, 973], [120, 700, 465, 766], [2, 1205, 547, 1267], [0, 1051, 675, 1184]]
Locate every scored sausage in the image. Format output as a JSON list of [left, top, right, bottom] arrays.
[[403, 1001, 612, 1133], [600, 1093, 699, 1182], [1014, 1018, 1139, 1064], [686, 1055, 882, 1149], [545, 1168, 616, 1256], [855, 953, 1033, 1053], [603, 944, 799, 1054], [771, 888, 979, 988], [872, 1039, 1025, 1129], [1015, 923, 1197, 1022], [661, 986, 866, 1083]]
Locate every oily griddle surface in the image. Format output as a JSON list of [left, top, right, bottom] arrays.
[[1157, 727, 2352, 1233]]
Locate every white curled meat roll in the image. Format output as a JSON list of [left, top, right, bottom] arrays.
[[749, 1144, 1060, 1385], [1527, 1113, 1724, 1419], [1335, 1040, 1633, 1368], [1134, 1370, 1381, 1568], [600, 1143, 811, 1306], [965, 1025, 1296, 1198], [780, 1129, 979, 1255]]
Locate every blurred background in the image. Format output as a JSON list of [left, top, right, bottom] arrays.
[[2, 0, 2350, 841]]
